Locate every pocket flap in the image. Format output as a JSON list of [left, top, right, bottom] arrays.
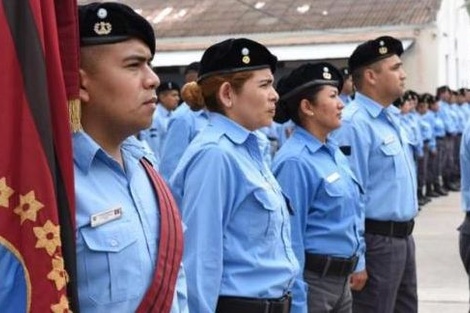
[[253, 189, 277, 211], [81, 223, 137, 253], [380, 141, 400, 156], [324, 181, 343, 197]]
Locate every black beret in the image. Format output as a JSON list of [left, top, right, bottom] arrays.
[[79, 2, 155, 55], [275, 62, 343, 123], [156, 81, 180, 94], [348, 36, 404, 73], [198, 38, 277, 82]]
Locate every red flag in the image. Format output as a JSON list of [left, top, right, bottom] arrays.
[[0, 0, 79, 312]]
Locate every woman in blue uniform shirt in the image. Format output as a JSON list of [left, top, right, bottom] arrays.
[[169, 38, 299, 313], [271, 63, 366, 313]]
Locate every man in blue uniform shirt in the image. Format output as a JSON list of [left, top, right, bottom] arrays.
[[332, 36, 418, 313], [75, 3, 187, 312]]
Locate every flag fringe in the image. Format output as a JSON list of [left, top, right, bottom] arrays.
[[68, 99, 81, 132]]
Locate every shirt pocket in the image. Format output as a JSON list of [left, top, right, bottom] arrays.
[[324, 179, 344, 198], [323, 178, 356, 219], [379, 141, 407, 179], [80, 221, 142, 304], [246, 189, 282, 241]]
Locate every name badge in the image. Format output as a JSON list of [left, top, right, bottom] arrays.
[[90, 207, 122, 228], [326, 172, 340, 183], [384, 135, 395, 145]]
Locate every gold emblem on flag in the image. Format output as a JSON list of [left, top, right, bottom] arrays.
[[13, 190, 44, 224], [33, 220, 61, 256], [94, 22, 112, 35], [0, 177, 14, 208], [47, 255, 68, 290]]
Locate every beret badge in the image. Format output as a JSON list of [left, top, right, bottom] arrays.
[[378, 40, 388, 55], [241, 47, 250, 65], [94, 22, 112, 35], [322, 66, 332, 80], [94, 8, 112, 36]]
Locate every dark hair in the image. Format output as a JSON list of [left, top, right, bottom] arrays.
[[436, 85, 450, 97]]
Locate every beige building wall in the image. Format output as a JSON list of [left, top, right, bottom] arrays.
[[401, 27, 440, 94]]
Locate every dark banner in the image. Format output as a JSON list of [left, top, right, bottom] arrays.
[[0, 0, 79, 312]]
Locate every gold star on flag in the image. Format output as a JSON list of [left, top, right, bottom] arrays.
[[13, 190, 44, 224], [47, 255, 69, 291], [50, 295, 71, 313], [33, 220, 61, 256], [0, 177, 14, 208]]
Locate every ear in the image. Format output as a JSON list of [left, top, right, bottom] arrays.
[[79, 68, 90, 103], [217, 81, 233, 109], [364, 68, 377, 86], [299, 98, 315, 117]]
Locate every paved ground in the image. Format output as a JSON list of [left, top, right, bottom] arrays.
[[415, 190, 469, 313]]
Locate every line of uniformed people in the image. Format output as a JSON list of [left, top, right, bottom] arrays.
[[136, 34, 440, 313], [74, 3, 468, 313], [391, 88, 470, 208]]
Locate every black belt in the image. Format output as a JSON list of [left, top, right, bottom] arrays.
[[304, 253, 358, 277], [216, 293, 291, 313], [365, 219, 414, 237]]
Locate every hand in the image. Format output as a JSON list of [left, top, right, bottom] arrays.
[[350, 270, 368, 291]]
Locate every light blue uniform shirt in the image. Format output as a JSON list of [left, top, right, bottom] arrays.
[[272, 128, 365, 313], [400, 112, 423, 157], [331, 92, 418, 221], [160, 109, 210, 181], [461, 103, 470, 120], [418, 113, 436, 151], [451, 103, 466, 133], [427, 111, 446, 138], [73, 131, 187, 313], [461, 122, 470, 211], [339, 93, 353, 106], [170, 113, 299, 313], [438, 101, 457, 135]]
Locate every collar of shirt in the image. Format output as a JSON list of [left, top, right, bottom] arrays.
[[195, 109, 210, 119], [290, 127, 337, 157], [73, 131, 151, 174], [355, 92, 387, 119], [210, 113, 265, 164], [209, 113, 251, 145], [155, 103, 172, 117]]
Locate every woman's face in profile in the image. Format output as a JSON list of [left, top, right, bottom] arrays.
[[309, 85, 344, 133], [228, 68, 279, 131]]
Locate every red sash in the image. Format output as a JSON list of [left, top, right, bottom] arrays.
[[137, 158, 184, 313]]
